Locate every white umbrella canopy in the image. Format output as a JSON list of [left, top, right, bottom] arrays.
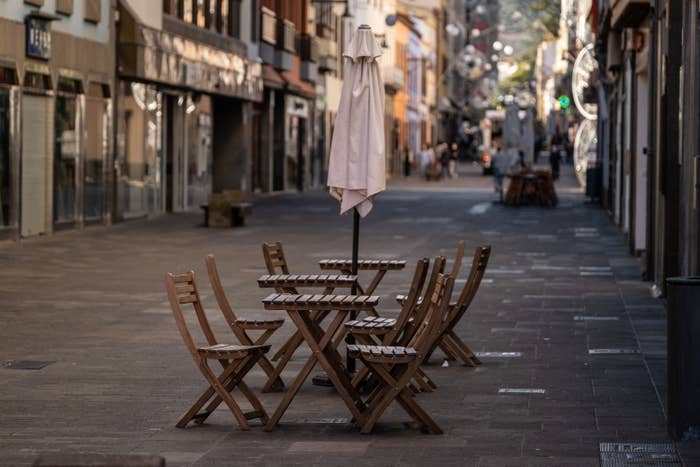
[[327, 25, 385, 218]]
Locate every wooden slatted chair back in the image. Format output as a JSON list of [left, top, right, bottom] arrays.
[[411, 256, 446, 324], [205, 254, 240, 329], [453, 245, 491, 314], [391, 258, 430, 336], [165, 271, 219, 358], [262, 242, 290, 274], [408, 273, 454, 354], [449, 240, 466, 279]]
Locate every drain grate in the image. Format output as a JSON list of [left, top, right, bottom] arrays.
[[599, 443, 681, 466], [1, 360, 55, 370]]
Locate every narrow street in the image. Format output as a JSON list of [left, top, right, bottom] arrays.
[[1, 164, 692, 466]]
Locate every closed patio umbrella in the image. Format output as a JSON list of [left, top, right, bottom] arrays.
[[327, 25, 385, 372]]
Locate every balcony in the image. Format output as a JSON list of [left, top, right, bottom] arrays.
[[277, 18, 296, 54], [383, 66, 404, 92], [261, 7, 276, 46], [611, 0, 650, 29], [300, 34, 319, 63], [317, 37, 337, 73]]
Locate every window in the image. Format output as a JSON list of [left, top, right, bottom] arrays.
[[182, 0, 193, 23], [196, 0, 206, 27], [84, 0, 101, 23]]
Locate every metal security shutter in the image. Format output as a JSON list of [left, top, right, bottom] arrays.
[[21, 94, 53, 237]]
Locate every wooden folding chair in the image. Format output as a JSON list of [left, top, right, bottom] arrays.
[[205, 254, 285, 392], [345, 258, 430, 389], [262, 242, 336, 363], [165, 271, 269, 430], [433, 245, 491, 367], [348, 273, 455, 434]]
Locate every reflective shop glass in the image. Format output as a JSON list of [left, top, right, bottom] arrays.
[[117, 82, 163, 218], [54, 93, 80, 226], [84, 93, 109, 222], [187, 95, 212, 208], [0, 90, 10, 227]]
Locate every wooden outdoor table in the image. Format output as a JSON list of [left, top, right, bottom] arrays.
[[256, 274, 357, 392], [261, 292, 380, 431], [318, 259, 407, 315], [504, 170, 557, 207]]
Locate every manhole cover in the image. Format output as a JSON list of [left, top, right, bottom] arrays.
[[600, 443, 681, 466], [2, 360, 55, 370]]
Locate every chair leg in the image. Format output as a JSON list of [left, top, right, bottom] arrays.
[[198, 359, 252, 430], [246, 329, 284, 392], [360, 362, 415, 434], [198, 355, 261, 425], [414, 367, 437, 391], [396, 388, 443, 434], [446, 331, 481, 365]]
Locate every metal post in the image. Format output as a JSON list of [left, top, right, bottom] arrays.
[[346, 208, 360, 373]]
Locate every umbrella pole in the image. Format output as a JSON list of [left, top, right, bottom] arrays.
[[346, 208, 360, 374]]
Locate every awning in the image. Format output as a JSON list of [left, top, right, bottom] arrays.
[[263, 64, 285, 89], [281, 69, 316, 99], [118, 3, 263, 102]]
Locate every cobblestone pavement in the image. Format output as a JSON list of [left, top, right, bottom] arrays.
[[1, 164, 696, 466]]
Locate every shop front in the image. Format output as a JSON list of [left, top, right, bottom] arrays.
[[116, 8, 262, 219], [0, 11, 113, 239]]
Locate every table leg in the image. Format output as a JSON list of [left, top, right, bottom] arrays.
[[290, 311, 367, 424], [263, 352, 318, 432]]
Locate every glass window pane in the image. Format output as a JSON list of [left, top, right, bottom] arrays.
[[0, 90, 10, 227], [54, 95, 78, 225], [196, 0, 205, 27]]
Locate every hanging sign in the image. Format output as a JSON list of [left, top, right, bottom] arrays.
[[25, 17, 51, 60]]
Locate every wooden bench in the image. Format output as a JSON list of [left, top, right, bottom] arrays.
[[201, 202, 252, 227]]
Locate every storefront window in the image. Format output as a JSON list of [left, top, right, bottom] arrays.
[[116, 82, 163, 219], [54, 89, 80, 226], [84, 85, 109, 222], [187, 95, 212, 207], [0, 90, 10, 228]]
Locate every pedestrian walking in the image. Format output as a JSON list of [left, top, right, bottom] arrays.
[[418, 144, 431, 178], [550, 132, 562, 180], [449, 142, 459, 178], [491, 138, 506, 202], [439, 144, 450, 179], [403, 146, 412, 177]]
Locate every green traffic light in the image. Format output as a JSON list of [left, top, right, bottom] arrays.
[[558, 95, 571, 109]]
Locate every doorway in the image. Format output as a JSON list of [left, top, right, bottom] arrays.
[[21, 93, 53, 237], [164, 94, 186, 212]]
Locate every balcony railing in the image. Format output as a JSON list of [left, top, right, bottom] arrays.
[[261, 7, 276, 45], [299, 33, 319, 63], [277, 18, 296, 53]]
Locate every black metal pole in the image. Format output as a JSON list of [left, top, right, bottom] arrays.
[[346, 208, 360, 373]]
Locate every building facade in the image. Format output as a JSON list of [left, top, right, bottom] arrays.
[[0, 0, 114, 240], [115, 0, 262, 220], [591, 0, 700, 294]]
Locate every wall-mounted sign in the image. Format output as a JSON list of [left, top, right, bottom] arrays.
[[25, 17, 51, 60]]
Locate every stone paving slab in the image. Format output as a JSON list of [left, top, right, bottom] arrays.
[[0, 164, 695, 466]]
